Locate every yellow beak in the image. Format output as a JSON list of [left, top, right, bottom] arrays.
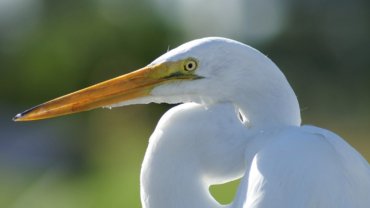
[[13, 61, 200, 121]]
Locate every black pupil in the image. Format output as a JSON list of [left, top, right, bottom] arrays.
[[187, 63, 193, 69]]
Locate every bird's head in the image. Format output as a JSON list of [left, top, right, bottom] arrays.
[[14, 37, 287, 121]]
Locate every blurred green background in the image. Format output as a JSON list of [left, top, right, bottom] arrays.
[[0, 0, 369, 207]]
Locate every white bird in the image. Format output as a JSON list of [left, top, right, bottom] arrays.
[[14, 37, 370, 208]]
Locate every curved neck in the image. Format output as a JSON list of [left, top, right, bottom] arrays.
[[140, 135, 222, 208], [235, 79, 301, 129]]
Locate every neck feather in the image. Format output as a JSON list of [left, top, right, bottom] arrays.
[[234, 75, 301, 128], [140, 135, 222, 208]]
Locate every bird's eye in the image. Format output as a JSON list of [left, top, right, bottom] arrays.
[[184, 59, 198, 71]]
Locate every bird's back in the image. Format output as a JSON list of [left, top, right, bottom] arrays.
[[236, 125, 370, 208]]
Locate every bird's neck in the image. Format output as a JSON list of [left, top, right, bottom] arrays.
[[235, 81, 301, 128], [140, 122, 227, 208], [140, 142, 223, 208]]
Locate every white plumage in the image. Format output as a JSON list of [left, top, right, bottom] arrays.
[[15, 37, 370, 208], [138, 37, 370, 208]]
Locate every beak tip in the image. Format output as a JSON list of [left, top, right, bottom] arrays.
[[13, 106, 36, 122], [13, 113, 23, 122]]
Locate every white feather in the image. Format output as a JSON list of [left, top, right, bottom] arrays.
[[112, 37, 369, 208]]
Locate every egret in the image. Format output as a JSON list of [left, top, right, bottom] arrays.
[[14, 37, 370, 208]]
